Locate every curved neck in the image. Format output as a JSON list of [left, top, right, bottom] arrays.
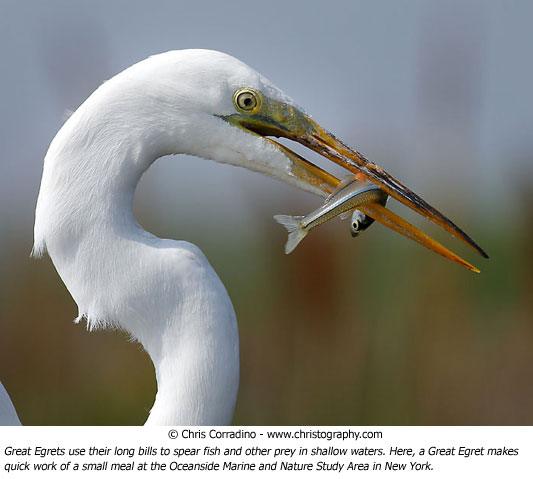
[[34, 83, 239, 425]]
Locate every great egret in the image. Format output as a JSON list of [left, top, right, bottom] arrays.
[[0, 50, 486, 426]]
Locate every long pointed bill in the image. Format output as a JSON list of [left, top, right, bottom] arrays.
[[265, 141, 481, 272], [223, 91, 487, 272], [295, 119, 488, 259], [265, 137, 481, 272]]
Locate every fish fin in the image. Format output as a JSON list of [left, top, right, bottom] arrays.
[[273, 215, 307, 254]]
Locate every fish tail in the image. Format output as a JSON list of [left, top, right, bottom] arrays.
[[273, 215, 307, 254]]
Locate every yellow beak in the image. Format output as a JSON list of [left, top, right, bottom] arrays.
[[224, 94, 488, 273]]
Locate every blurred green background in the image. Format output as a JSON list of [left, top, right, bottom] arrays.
[[1, 0, 532, 425]]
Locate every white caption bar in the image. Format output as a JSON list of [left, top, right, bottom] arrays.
[[0, 426, 530, 478]]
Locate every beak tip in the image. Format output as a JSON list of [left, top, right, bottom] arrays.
[[467, 240, 489, 259]]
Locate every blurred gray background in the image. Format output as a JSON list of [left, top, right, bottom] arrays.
[[1, 0, 532, 425]]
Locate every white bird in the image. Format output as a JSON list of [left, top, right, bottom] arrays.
[[0, 50, 486, 426]]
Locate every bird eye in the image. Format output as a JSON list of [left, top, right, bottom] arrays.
[[234, 89, 259, 112]]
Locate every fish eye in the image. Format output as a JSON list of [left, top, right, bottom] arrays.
[[234, 89, 259, 112]]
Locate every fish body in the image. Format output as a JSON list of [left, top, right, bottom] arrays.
[[275, 180, 387, 253]]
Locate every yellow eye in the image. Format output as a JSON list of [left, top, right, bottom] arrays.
[[234, 89, 259, 112]]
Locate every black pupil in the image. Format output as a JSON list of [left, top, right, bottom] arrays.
[[243, 97, 252, 107]]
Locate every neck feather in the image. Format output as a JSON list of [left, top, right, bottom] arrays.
[[33, 80, 239, 425]]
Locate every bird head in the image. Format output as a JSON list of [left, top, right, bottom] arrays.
[[125, 50, 488, 271]]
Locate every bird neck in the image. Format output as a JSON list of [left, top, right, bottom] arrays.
[[34, 109, 151, 320], [146, 301, 239, 425], [34, 79, 239, 425]]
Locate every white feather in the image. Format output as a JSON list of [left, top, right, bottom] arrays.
[[19, 50, 324, 425]]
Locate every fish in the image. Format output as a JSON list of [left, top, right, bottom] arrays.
[[274, 179, 388, 254]]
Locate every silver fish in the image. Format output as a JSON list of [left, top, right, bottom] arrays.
[[274, 179, 388, 254]]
